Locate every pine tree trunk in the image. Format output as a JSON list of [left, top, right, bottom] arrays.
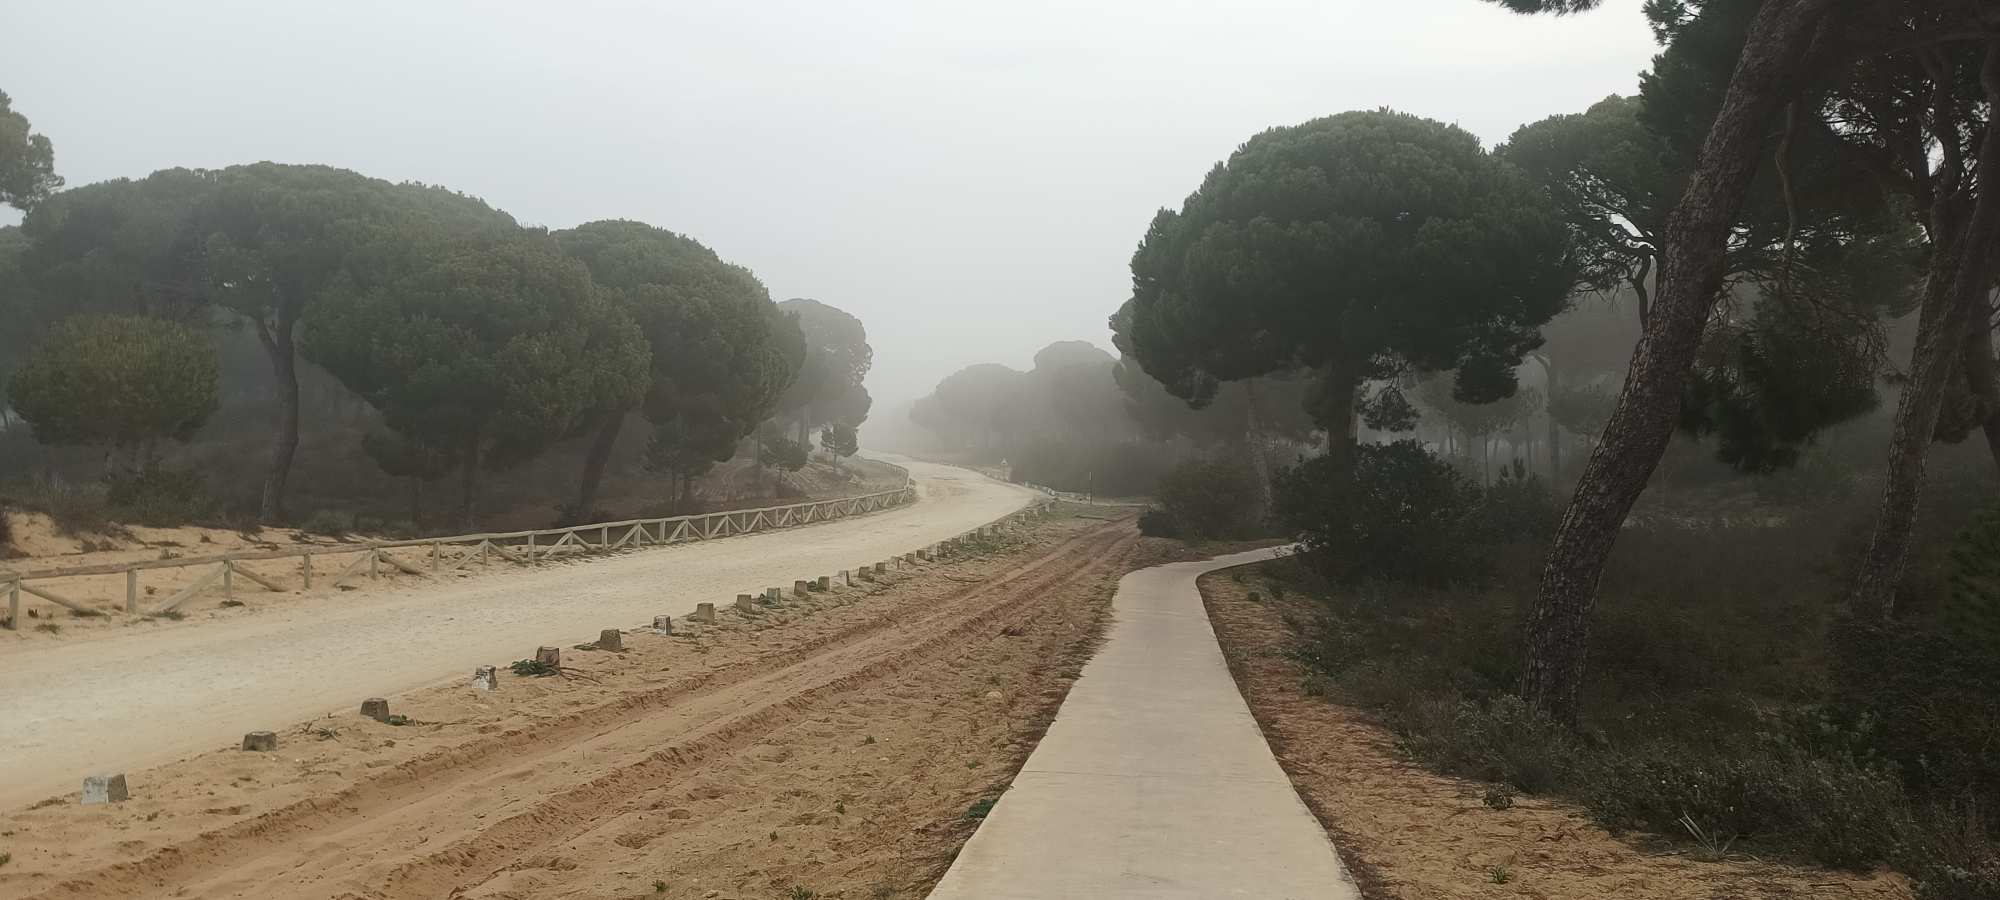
[[1535, 355, 1562, 479], [459, 439, 482, 530], [1850, 48, 2000, 616], [1243, 378, 1275, 510], [574, 412, 625, 522], [1522, 0, 1839, 724], [256, 311, 301, 525]]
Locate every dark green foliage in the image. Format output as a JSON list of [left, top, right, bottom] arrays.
[[511, 658, 559, 677], [1469, 460, 1556, 543], [1943, 504, 2000, 659], [1136, 508, 1180, 538], [7, 315, 219, 456], [819, 422, 859, 459], [1007, 437, 1179, 497], [1269, 481, 2000, 880], [777, 298, 874, 439], [1584, 746, 1911, 870], [1125, 110, 1572, 433], [1828, 618, 2000, 831], [303, 235, 649, 521], [105, 467, 215, 526], [0, 89, 61, 210], [1273, 441, 1484, 584], [1681, 302, 1886, 473], [1499, 95, 1672, 302], [1358, 385, 1419, 433], [15, 169, 217, 324], [555, 221, 799, 486], [1153, 457, 1265, 540], [759, 431, 810, 472]]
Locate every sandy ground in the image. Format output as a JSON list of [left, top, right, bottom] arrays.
[[0, 508, 1134, 900], [1198, 572, 1914, 900], [0, 457, 1035, 811]]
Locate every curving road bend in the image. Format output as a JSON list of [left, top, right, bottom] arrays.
[[0, 456, 1036, 810]]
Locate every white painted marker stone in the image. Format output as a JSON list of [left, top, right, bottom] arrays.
[[81, 774, 128, 804]]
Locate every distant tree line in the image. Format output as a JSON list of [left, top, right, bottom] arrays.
[[0, 99, 873, 530]]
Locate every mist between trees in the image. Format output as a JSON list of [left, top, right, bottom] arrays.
[[0, 151, 877, 535]]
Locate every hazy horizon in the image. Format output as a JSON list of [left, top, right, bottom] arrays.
[[2, 0, 1659, 412]]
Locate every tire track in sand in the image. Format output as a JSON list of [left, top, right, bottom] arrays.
[[30, 522, 1134, 900]]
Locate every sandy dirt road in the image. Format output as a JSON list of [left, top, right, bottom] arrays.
[[1, 457, 1035, 811], [3, 510, 1136, 900]]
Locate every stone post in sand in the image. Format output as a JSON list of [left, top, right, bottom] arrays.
[[81, 774, 128, 804]]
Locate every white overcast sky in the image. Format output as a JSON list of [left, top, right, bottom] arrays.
[[2, 0, 1659, 409]]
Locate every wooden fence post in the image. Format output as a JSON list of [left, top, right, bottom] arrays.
[[223, 561, 234, 601], [6, 579, 17, 629], [125, 569, 138, 614], [301, 554, 313, 591]]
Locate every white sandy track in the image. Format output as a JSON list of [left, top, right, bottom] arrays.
[[0, 456, 1035, 810]]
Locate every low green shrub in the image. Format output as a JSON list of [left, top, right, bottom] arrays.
[[105, 466, 215, 526], [1136, 508, 1180, 538], [301, 509, 356, 537], [1581, 744, 1911, 869], [1273, 441, 1484, 584], [1153, 457, 1265, 539], [16, 473, 115, 535]]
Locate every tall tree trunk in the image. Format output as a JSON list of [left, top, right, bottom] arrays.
[[1243, 377, 1276, 511], [1850, 46, 2000, 616], [459, 439, 482, 530], [1962, 312, 2000, 474], [1522, 0, 1839, 724], [573, 411, 625, 522], [255, 311, 301, 525], [1535, 355, 1562, 479]]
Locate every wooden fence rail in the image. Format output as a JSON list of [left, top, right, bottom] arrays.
[[3, 481, 917, 628]]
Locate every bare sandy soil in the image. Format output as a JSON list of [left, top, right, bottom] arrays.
[[0, 458, 1034, 811], [1198, 572, 1913, 900], [0, 510, 1137, 900]]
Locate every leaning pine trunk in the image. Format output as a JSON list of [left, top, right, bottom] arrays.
[[573, 411, 626, 523], [1849, 46, 2000, 617], [1522, 0, 1839, 724]]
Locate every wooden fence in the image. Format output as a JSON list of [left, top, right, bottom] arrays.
[[2, 482, 918, 628]]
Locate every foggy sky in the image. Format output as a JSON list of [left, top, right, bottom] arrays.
[[2, 1, 1658, 411]]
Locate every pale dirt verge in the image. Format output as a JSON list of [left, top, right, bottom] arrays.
[[0, 510, 1136, 900], [1197, 571, 1912, 900], [0, 458, 1032, 811]]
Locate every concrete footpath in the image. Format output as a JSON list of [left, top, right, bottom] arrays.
[[928, 547, 1359, 900]]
